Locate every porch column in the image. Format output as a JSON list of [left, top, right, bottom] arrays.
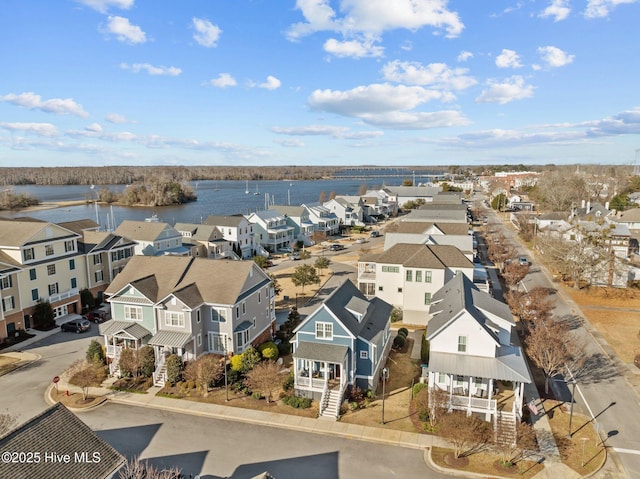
[[487, 379, 495, 421], [467, 377, 472, 415]]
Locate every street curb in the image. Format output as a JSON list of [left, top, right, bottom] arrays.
[[45, 383, 110, 413], [0, 352, 41, 377]]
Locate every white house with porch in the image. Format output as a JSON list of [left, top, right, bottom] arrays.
[[425, 273, 532, 432]]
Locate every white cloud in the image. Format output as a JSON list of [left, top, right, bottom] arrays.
[[120, 63, 181, 76], [585, 0, 637, 18], [287, 0, 464, 41], [323, 38, 384, 58], [192, 17, 222, 47], [0, 122, 58, 137], [382, 60, 476, 90], [476, 76, 535, 104], [358, 110, 470, 129], [85, 123, 103, 133], [75, 0, 134, 13], [271, 125, 383, 139], [0, 92, 89, 117], [105, 112, 130, 123], [537, 46, 575, 68], [585, 107, 640, 136], [495, 49, 522, 68], [400, 40, 413, 51], [105, 16, 146, 44], [539, 0, 571, 21], [208, 73, 237, 88], [457, 50, 473, 62], [258, 76, 282, 90], [274, 138, 305, 147]]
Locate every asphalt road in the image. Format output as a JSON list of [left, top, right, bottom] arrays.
[[481, 205, 640, 479]]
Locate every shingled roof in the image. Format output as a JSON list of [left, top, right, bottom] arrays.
[[0, 403, 125, 479]]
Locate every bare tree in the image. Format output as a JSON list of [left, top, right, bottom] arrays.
[[243, 360, 283, 403], [532, 170, 588, 211], [0, 411, 17, 436], [68, 359, 101, 401], [502, 262, 530, 291], [118, 456, 182, 479], [505, 287, 553, 330], [439, 411, 491, 459], [427, 387, 450, 430], [494, 421, 538, 466], [183, 354, 224, 397], [525, 319, 585, 394]]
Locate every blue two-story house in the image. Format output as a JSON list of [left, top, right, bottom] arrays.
[[291, 280, 392, 419]]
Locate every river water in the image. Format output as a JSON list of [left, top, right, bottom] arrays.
[[3, 175, 430, 226]]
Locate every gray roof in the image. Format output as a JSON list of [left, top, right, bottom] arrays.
[[403, 209, 468, 223], [419, 203, 467, 211], [270, 205, 307, 217], [99, 320, 152, 340], [374, 243, 472, 269], [0, 403, 125, 479], [313, 279, 392, 343], [148, 330, 192, 348], [114, 220, 177, 242], [293, 341, 349, 363], [384, 186, 442, 197], [204, 214, 245, 227], [428, 350, 531, 383], [395, 221, 469, 235]]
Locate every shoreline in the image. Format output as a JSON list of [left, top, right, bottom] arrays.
[[5, 200, 90, 214]]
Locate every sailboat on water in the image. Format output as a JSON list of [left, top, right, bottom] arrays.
[[245, 179, 249, 194], [254, 183, 260, 195]]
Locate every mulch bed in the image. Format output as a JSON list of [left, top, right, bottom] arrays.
[[444, 453, 469, 467]]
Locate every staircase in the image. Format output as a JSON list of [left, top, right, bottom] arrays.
[[153, 358, 167, 387], [319, 388, 343, 419], [495, 410, 517, 447]]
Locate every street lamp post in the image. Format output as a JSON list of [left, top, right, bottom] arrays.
[[567, 380, 577, 438], [224, 336, 231, 402], [381, 367, 389, 425], [581, 437, 588, 467]]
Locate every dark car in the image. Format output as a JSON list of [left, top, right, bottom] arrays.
[[61, 317, 91, 333], [86, 308, 110, 324], [330, 244, 345, 251]]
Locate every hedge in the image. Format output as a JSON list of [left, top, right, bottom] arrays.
[[393, 334, 406, 349], [258, 341, 279, 361]]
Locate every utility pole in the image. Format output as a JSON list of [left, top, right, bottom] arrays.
[[380, 367, 389, 424]]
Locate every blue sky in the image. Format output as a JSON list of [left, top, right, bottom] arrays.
[[1, 0, 639, 168]]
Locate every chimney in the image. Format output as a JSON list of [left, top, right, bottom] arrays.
[[581, 199, 586, 209], [605, 201, 610, 210], [586, 200, 591, 212]]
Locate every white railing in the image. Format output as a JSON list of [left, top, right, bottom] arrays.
[[450, 394, 497, 411], [296, 376, 326, 389], [153, 355, 167, 386], [106, 345, 123, 358], [49, 288, 79, 304]]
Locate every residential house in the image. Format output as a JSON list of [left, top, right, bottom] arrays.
[[174, 222, 233, 259], [613, 207, 640, 230], [571, 200, 611, 221], [0, 218, 85, 339], [425, 273, 532, 428], [357, 243, 473, 325], [268, 205, 316, 246], [401, 207, 469, 224], [383, 186, 442, 210], [291, 280, 393, 418], [114, 220, 188, 256], [323, 196, 365, 227], [431, 191, 463, 204], [384, 221, 474, 260], [0, 403, 125, 479], [302, 202, 340, 238], [360, 190, 399, 218], [204, 214, 257, 259], [101, 255, 275, 384], [246, 210, 295, 253]]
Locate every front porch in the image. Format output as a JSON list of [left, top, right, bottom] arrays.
[[148, 330, 195, 387], [99, 321, 152, 376], [293, 341, 349, 419]]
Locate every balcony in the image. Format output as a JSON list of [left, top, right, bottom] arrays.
[[49, 288, 79, 304]]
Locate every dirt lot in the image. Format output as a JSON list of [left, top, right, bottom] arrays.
[[563, 286, 640, 364]]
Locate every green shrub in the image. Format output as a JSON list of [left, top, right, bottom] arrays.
[[165, 354, 183, 385], [390, 308, 403, 323], [282, 395, 312, 409], [139, 346, 156, 378], [86, 339, 105, 365], [277, 340, 291, 357], [240, 346, 262, 373], [258, 341, 279, 361], [282, 371, 294, 391], [393, 334, 406, 349], [252, 391, 262, 400], [398, 327, 409, 337], [413, 382, 427, 397], [421, 332, 430, 364]]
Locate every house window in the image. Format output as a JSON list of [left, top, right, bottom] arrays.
[[2, 296, 15, 312], [415, 270, 423, 282], [258, 292, 261, 303], [69, 259, 75, 270], [425, 271, 432, 283], [253, 318, 256, 329], [29, 268, 36, 280], [315, 322, 333, 340], [47, 264, 56, 276], [381, 265, 399, 273], [165, 311, 184, 327], [424, 292, 431, 305], [359, 350, 368, 359], [455, 375, 464, 386], [235, 329, 250, 350], [378, 286, 383, 291], [23, 247, 35, 261], [0, 276, 12, 289], [242, 302, 246, 315], [197, 333, 202, 347], [48, 283, 59, 296], [406, 270, 412, 282], [208, 333, 228, 353], [71, 277, 77, 289], [93, 254, 102, 265], [45, 244, 54, 256], [64, 240, 74, 252], [457, 335, 467, 353], [124, 306, 143, 321], [397, 287, 403, 293], [212, 308, 227, 322], [94, 270, 104, 282], [236, 306, 239, 318], [31, 289, 39, 301], [196, 310, 201, 323], [438, 373, 446, 383]]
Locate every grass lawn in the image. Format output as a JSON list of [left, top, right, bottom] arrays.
[[50, 388, 106, 409], [431, 446, 544, 479], [0, 355, 20, 376]]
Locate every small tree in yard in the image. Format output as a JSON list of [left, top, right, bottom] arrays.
[[138, 346, 156, 378], [165, 354, 183, 385], [494, 421, 537, 466], [244, 360, 282, 403], [268, 274, 282, 297], [314, 256, 330, 276], [32, 299, 55, 329], [439, 411, 492, 459], [68, 359, 101, 401], [240, 346, 262, 373], [86, 339, 105, 365], [525, 319, 585, 394], [502, 262, 530, 291], [183, 354, 224, 397], [117, 348, 138, 378], [427, 387, 449, 431], [505, 287, 553, 331], [291, 264, 320, 293], [118, 456, 182, 479], [80, 288, 95, 312]]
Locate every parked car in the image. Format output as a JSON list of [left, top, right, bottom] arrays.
[[61, 317, 91, 333], [330, 243, 345, 251], [85, 308, 110, 324], [289, 252, 300, 260], [278, 246, 292, 253], [519, 256, 529, 266], [370, 231, 380, 238], [355, 238, 367, 244]]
